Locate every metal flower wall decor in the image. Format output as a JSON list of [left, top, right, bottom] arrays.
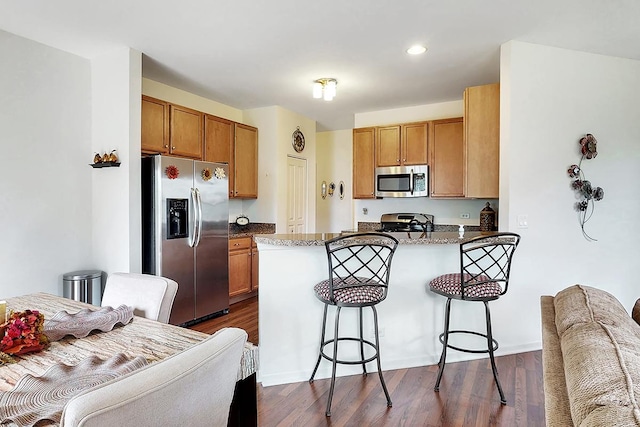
[[567, 134, 604, 241]]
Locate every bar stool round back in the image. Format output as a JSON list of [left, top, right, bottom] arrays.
[[309, 232, 399, 417], [428, 232, 520, 404]]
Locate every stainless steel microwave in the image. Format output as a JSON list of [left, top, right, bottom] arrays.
[[375, 165, 429, 198]]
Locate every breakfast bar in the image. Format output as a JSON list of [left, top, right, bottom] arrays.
[[254, 231, 503, 386]]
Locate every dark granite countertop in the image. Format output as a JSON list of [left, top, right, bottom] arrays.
[[229, 222, 276, 238], [254, 231, 500, 247]]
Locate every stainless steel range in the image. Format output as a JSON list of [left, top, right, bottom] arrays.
[[378, 213, 434, 233]]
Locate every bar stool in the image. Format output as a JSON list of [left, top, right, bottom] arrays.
[[309, 232, 399, 417], [428, 232, 520, 404]]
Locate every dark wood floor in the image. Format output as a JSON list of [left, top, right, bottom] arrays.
[[188, 297, 546, 426], [189, 296, 259, 344]]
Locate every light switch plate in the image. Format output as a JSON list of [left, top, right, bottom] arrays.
[[517, 215, 528, 229]]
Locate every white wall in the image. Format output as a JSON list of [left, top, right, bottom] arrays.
[[315, 130, 353, 232], [499, 41, 640, 349], [355, 100, 464, 127], [142, 78, 243, 122], [244, 106, 317, 232], [91, 48, 142, 275], [0, 31, 93, 297]]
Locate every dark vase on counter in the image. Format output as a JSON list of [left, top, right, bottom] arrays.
[[479, 202, 496, 232]]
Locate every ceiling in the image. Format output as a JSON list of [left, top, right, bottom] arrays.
[[1, 1, 638, 131]]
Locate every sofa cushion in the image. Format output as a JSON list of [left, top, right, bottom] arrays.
[[553, 285, 640, 426]]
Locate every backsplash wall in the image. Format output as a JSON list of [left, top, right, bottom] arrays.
[[353, 198, 498, 228]]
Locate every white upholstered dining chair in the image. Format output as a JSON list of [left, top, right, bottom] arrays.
[[60, 327, 247, 427], [101, 272, 178, 323]]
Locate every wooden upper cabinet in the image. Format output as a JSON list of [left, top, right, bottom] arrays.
[[376, 122, 428, 167], [376, 126, 401, 167], [464, 83, 500, 198], [204, 114, 235, 197], [141, 96, 169, 154], [403, 122, 429, 165], [353, 127, 376, 199], [233, 123, 258, 199], [430, 118, 464, 198], [169, 104, 203, 159]]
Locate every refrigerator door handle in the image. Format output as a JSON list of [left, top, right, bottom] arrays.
[[194, 188, 203, 247], [188, 187, 198, 248]]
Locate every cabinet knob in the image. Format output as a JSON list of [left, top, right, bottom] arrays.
[[164, 144, 168, 148], [171, 146, 176, 150]]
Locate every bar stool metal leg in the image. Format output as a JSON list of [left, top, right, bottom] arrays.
[[372, 306, 392, 407], [434, 297, 452, 392], [484, 301, 506, 404], [309, 304, 329, 382], [325, 306, 342, 417], [359, 307, 367, 375]]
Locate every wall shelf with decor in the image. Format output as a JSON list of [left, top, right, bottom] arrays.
[[90, 162, 121, 168]]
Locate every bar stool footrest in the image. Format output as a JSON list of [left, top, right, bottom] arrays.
[[320, 337, 379, 365], [439, 330, 498, 354]]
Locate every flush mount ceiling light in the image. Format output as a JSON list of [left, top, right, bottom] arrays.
[[313, 78, 338, 101], [406, 45, 427, 55]]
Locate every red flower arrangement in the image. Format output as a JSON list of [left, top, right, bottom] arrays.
[[0, 310, 49, 363], [165, 165, 179, 180]]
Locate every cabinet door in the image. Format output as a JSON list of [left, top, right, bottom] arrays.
[[376, 125, 401, 167], [430, 118, 464, 198], [204, 115, 235, 197], [169, 104, 203, 159], [402, 122, 428, 165], [141, 96, 169, 154], [353, 127, 376, 199], [464, 83, 500, 198], [229, 250, 252, 296], [234, 124, 258, 199], [229, 237, 252, 297], [251, 241, 259, 291]]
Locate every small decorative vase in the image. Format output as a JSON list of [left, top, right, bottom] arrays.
[[479, 202, 496, 232]]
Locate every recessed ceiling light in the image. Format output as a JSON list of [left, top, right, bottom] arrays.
[[407, 45, 427, 55]]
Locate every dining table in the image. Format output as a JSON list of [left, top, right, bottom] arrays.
[[0, 292, 257, 427]]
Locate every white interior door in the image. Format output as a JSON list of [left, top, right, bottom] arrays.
[[287, 156, 307, 233]]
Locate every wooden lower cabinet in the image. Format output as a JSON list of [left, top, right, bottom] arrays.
[[229, 237, 258, 301]]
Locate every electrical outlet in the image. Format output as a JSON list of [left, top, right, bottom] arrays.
[[460, 213, 470, 219], [370, 327, 385, 338], [363, 207, 368, 215]]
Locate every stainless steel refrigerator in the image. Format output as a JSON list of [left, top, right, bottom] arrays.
[[141, 155, 229, 325]]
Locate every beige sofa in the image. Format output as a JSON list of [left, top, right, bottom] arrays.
[[541, 285, 640, 426]]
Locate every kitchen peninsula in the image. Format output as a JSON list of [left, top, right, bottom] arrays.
[[254, 231, 505, 387]]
